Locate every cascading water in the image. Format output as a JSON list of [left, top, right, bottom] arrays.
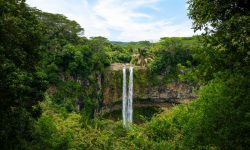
[[122, 65, 133, 127], [122, 65, 127, 127], [127, 66, 133, 123]]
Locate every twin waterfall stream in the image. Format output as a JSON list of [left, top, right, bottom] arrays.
[[122, 65, 133, 127]]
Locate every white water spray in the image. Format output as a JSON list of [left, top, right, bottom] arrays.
[[127, 66, 133, 123], [122, 65, 127, 126], [122, 65, 133, 127]]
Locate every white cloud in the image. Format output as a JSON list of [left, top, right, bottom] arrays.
[[26, 0, 196, 41]]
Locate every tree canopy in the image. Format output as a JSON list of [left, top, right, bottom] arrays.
[[0, 0, 249, 149]]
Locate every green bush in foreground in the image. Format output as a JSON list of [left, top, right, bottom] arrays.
[[32, 71, 249, 150], [146, 73, 250, 149]]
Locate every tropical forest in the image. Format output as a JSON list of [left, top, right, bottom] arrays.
[[0, 0, 249, 149]]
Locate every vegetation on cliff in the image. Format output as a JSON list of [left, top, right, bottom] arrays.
[[0, 0, 249, 149]]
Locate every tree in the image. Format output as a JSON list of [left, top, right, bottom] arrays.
[[0, 0, 48, 148], [187, 0, 250, 82], [149, 38, 193, 80], [33, 9, 85, 51], [108, 44, 132, 63], [183, 0, 250, 148], [131, 47, 153, 66], [88, 36, 111, 71]]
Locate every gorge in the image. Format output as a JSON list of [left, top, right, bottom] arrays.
[[98, 63, 194, 122]]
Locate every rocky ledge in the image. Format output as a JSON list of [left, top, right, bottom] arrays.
[[99, 63, 194, 114]]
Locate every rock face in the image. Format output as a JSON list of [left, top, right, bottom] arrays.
[[100, 63, 193, 113]]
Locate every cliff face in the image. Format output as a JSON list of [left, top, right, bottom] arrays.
[[101, 63, 193, 113]]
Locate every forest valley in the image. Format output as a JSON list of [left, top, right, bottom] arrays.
[[0, 0, 249, 149]]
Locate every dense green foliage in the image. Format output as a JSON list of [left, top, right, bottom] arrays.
[[0, 0, 48, 148], [149, 37, 196, 82], [28, 74, 250, 150], [0, 0, 249, 149], [102, 106, 162, 123], [145, 74, 249, 149], [186, 0, 250, 84]]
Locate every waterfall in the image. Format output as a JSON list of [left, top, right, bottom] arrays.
[[127, 66, 133, 123], [122, 65, 127, 126], [122, 65, 133, 127]]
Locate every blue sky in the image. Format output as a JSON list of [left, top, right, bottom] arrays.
[[27, 0, 198, 42]]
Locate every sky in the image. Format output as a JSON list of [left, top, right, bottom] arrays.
[[26, 0, 197, 42]]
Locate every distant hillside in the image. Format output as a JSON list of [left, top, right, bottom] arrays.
[[109, 41, 129, 46]]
